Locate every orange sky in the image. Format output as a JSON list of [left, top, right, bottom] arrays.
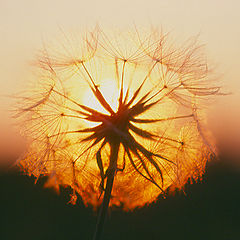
[[0, 0, 240, 163]]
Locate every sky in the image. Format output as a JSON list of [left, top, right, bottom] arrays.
[[0, 0, 240, 162]]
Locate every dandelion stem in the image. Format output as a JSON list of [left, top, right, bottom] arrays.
[[93, 141, 120, 240]]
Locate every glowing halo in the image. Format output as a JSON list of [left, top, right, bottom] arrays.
[[15, 26, 218, 211]]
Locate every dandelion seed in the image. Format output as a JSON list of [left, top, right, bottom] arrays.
[[15, 26, 219, 240]]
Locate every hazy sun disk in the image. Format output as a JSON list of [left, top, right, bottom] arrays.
[[83, 78, 119, 117], [17, 27, 214, 210]]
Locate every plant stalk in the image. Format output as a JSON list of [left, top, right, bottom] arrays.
[[93, 141, 120, 240]]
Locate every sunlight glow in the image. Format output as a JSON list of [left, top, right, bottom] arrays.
[[83, 78, 119, 115]]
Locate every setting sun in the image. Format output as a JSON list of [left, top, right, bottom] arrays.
[[83, 78, 119, 116]]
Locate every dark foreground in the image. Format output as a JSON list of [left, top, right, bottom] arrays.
[[0, 155, 240, 240]]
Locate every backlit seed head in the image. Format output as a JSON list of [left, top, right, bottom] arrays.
[[15, 26, 219, 210]]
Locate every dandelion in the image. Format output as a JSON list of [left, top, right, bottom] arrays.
[[15, 25, 219, 240]]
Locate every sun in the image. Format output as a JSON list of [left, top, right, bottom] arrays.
[[83, 78, 119, 116]]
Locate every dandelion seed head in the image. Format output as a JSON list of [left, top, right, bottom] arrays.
[[15, 26, 218, 210]]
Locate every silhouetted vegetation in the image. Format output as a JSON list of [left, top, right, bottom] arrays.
[[0, 153, 239, 240]]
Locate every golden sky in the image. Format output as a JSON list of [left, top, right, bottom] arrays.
[[0, 0, 240, 161]]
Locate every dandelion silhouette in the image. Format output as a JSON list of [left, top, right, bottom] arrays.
[[16, 26, 219, 240]]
